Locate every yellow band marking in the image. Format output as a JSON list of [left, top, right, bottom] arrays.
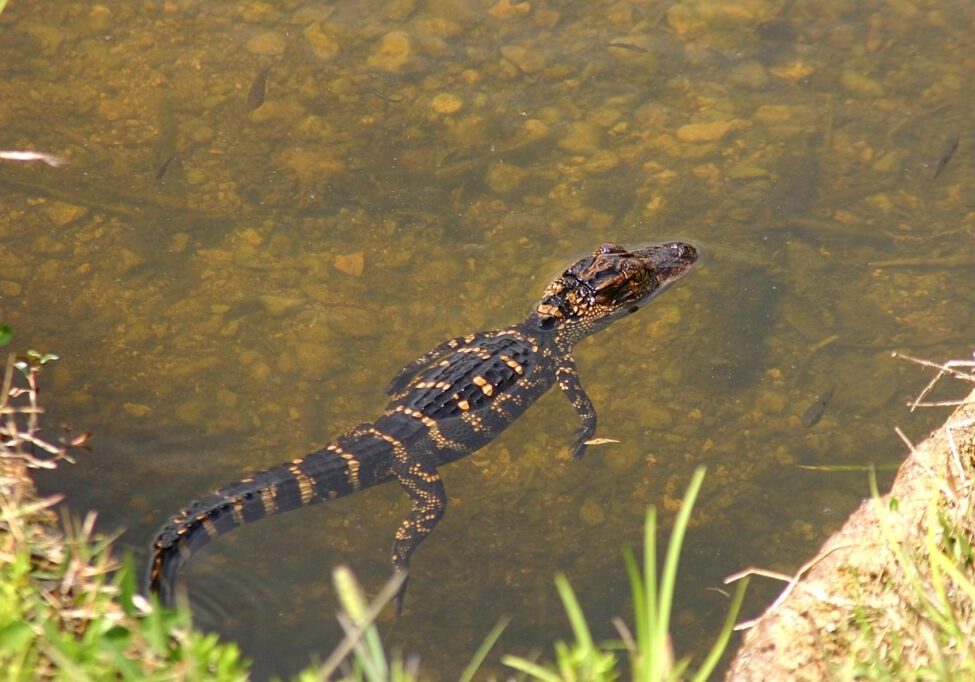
[[290, 463, 315, 505], [232, 498, 245, 525], [202, 517, 219, 538], [260, 486, 277, 515], [339, 452, 361, 490]]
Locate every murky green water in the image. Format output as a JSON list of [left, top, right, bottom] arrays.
[[3, 0, 974, 678]]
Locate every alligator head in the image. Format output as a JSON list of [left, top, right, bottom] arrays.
[[531, 241, 698, 341]]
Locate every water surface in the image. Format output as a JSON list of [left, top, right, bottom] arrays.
[[2, 0, 973, 678]]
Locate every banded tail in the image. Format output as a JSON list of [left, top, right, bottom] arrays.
[[148, 427, 395, 605]]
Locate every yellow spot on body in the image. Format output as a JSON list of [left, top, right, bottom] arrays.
[[537, 303, 562, 317], [472, 375, 487, 386], [482, 383, 494, 396], [460, 411, 485, 430], [457, 399, 470, 411], [500, 354, 524, 375], [202, 517, 219, 538]]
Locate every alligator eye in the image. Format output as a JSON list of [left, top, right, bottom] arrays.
[[621, 258, 649, 277]]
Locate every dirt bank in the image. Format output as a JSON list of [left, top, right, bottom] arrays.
[[727, 373, 975, 679]]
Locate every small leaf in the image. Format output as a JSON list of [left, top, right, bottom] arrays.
[[0, 323, 11, 347], [23, 350, 59, 366], [102, 624, 131, 644]]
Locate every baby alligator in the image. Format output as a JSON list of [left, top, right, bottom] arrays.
[[148, 241, 698, 611]]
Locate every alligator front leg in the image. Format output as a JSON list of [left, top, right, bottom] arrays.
[[390, 459, 447, 613], [556, 357, 598, 459]]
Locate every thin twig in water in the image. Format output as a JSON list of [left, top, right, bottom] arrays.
[[725, 544, 854, 631], [912, 399, 975, 408], [317, 570, 406, 679], [892, 351, 975, 412], [612, 616, 637, 653], [894, 426, 915, 452], [0, 150, 67, 167]]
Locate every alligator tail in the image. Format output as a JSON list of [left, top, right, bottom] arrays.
[[148, 429, 395, 605]]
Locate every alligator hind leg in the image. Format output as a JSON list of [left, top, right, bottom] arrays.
[[391, 460, 447, 613]]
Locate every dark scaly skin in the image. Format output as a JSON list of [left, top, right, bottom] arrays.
[[148, 241, 699, 611]]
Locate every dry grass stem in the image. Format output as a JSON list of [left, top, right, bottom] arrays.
[[892, 351, 975, 412], [725, 544, 855, 631]]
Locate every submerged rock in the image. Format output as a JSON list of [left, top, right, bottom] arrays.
[[246, 31, 287, 56], [367, 31, 413, 72]]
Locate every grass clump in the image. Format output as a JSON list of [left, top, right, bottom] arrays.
[[831, 479, 975, 681], [822, 355, 975, 679], [503, 467, 748, 681], [1, 350, 250, 679]]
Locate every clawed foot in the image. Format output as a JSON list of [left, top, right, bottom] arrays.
[[393, 569, 410, 616]]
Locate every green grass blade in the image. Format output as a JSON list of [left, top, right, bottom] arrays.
[[644, 505, 658, 676], [321, 568, 406, 680], [555, 573, 593, 652], [796, 463, 900, 472], [930, 546, 975, 604], [334, 566, 391, 675], [458, 617, 509, 682], [501, 655, 564, 682], [690, 577, 749, 682], [923, 503, 956, 635], [622, 547, 646, 656], [115, 553, 138, 618], [868, 471, 953, 631], [654, 466, 706, 678]]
